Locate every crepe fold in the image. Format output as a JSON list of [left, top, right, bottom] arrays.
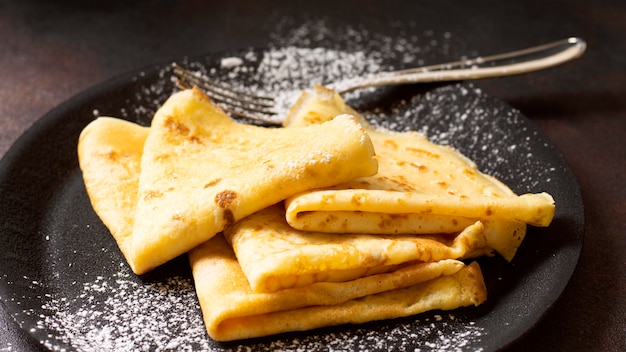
[[77, 117, 148, 261], [282, 85, 555, 260], [190, 233, 486, 342], [224, 204, 487, 293], [79, 88, 378, 274]]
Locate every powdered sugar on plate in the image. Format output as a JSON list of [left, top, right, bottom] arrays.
[[29, 267, 208, 351], [0, 19, 566, 352]]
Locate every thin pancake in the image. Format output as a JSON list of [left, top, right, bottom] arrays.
[[224, 204, 487, 293], [78, 96, 488, 343], [80, 88, 378, 274], [78, 117, 148, 271], [190, 233, 486, 341], [282, 85, 555, 260]]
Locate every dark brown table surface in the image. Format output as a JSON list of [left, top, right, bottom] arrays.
[[1, 1, 624, 351]]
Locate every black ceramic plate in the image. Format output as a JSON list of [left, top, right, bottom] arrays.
[[0, 47, 583, 351]]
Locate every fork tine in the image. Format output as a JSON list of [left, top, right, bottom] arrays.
[[173, 74, 277, 115], [173, 77, 272, 121], [172, 63, 279, 121], [173, 63, 274, 104]]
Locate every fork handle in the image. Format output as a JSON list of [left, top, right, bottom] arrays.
[[334, 37, 587, 93]]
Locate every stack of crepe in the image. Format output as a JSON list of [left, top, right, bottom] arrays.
[[77, 86, 554, 341]]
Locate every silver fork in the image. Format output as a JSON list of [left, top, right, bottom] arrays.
[[173, 37, 586, 124]]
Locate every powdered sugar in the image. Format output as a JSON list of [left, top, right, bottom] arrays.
[[12, 265, 484, 351], [221, 57, 244, 69], [31, 267, 208, 351]]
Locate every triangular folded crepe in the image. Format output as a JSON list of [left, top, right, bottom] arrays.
[[224, 204, 487, 293], [190, 233, 486, 341], [79, 88, 378, 274], [78, 117, 148, 261], [282, 86, 555, 260]]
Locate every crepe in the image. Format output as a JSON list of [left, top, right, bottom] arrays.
[[77, 117, 148, 264], [282, 85, 555, 260], [190, 233, 486, 341], [79, 88, 378, 274], [224, 204, 487, 293], [78, 88, 488, 342]]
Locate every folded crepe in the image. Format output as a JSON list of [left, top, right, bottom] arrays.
[[77, 102, 487, 343], [190, 233, 486, 341], [282, 86, 555, 260], [78, 88, 378, 274], [77, 117, 148, 262], [224, 204, 487, 293]]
